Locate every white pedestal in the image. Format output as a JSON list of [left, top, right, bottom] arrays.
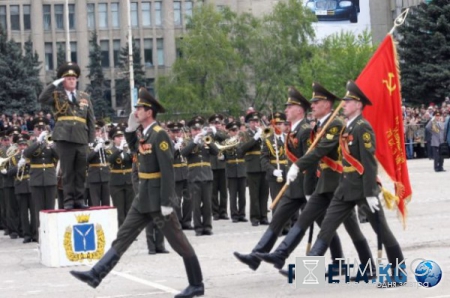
[[40, 206, 118, 267]]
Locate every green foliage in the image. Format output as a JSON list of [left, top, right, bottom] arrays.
[[116, 38, 146, 112], [299, 30, 376, 97], [86, 31, 113, 118], [397, 0, 450, 105], [56, 43, 66, 71], [0, 27, 41, 114]]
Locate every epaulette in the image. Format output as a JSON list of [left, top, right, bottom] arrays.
[[153, 125, 162, 132], [302, 124, 310, 129], [357, 119, 365, 125], [79, 91, 89, 97]]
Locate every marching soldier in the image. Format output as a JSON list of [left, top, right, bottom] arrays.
[[108, 125, 134, 227], [234, 87, 316, 271], [8, 134, 34, 243], [23, 117, 58, 242], [240, 112, 270, 226], [71, 87, 205, 298], [168, 122, 192, 230], [1, 126, 21, 239], [181, 116, 219, 236], [87, 120, 111, 206], [39, 62, 95, 210], [224, 121, 247, 223], [306, 81, 406, 287], [256, 83, 373, 278], [0, 132, 8, 233], [209, 114, 229, 220]]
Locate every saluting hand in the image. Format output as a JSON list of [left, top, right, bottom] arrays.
[[126, 113, 140, 132]]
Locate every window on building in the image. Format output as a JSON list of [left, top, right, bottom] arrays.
[[87, 4, 95, 29], [185, 1, 193, 19], [144, 39, 153, 67], [104, 80, 112, 106], [43, 5, 51, 31], [174, 2, 182, 26], [55, 4, 64, 29], [69, 4, 75, 29], [142, 2, 151, 27], [113, 40, 121, 67], [0, 6, 6, 30], [115, 79, 125, 107], [155, 2, 162, 26], [157, 38, 164, 66], [101, 40, 110, 68], [99, 3, 108, 29], [111, 3, 119, 28], [131, 2, 138, 28], [23, 5, 31, 30], [71, 42, 77, 63], [45, 43, 53, 71], [10, 5, 20, 30], [145, 78, 155, 94], [176, 38, 183, 58]]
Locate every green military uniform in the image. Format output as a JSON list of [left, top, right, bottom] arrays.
[[240, 112, 270, 226], [168, 122, 192, 229], [257, 83, 372, 273], [87, 121, 111, 207], [209, 114, 229, 220], [38, 62, 95, 210], [181, 116, 219, 236], [23, 117, 58, 242], [70, 88, 204, 298], [234, 86, 315, 271], [224, 121, 247, 222], [9, 134, 35, 243], [108, 126, 134, 227], [308, 81, 405, 284]]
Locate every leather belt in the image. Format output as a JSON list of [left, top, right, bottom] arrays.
[[138, 172, 162, 179], [57, 116, 87, 124], [30, 164, 55, 169], [227, 159, 245, 164], [188, 162, 211, 168], [110, 169, 132, 174]]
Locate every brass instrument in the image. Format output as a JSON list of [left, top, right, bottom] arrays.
[[203, 135, 212, 144], [0, 144, 20, 170], [215, 135, 240, 152], [44, 134, 53, 146], [263, 127, 273, 139], [16, 150, 25, 181]]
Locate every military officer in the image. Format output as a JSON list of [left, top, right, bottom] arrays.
[[256, 83, 374, 278], [87, 120, 111, 206], [224, 121, 247, 223], [70, 88, 204, 298], [8, 134, 34, 243], [0, 132, 8, 233], [233, 86, 316, 271], [240, 112, 270, 226], [306, 81, 406, 286], [168, 122, 192, 230], [181, 116, 219, 236], [39, 62, 95, 210], [23, 117, 58, 242], [209, 114, 229, 220], [108, 125, 134, 227]]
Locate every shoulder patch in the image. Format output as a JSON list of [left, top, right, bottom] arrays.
[[306, 139, 312, 146], [364, 142, 372, 149], [159, 141, 169, 151], [326, 134, 334, 140], [329, 127, 339, 135], [153, 125, 162, 132], [362, 132, 371, 142]]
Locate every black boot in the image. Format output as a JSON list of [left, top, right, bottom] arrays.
[[350, 239, 376, 281], [255, 226, 305, 269], [233, 229, 278, 271], [307, 237, 328, 256], [175, 255, 204, 298], [378, 244, 406, 288], [325, 234, 346, 277], [70, 248, 120, 288]]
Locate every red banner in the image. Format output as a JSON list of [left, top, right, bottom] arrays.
[[358, 34, 412, 228]]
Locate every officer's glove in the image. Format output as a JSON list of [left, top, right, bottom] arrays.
[[218, 154, 225, 161], [126, 113, 139, 132], [52, 78, 65, 86], [1, 169, 6, 175], [118, 139, 126, 151], [209, 125, 217, 135], [253, 128, 262, 141], [174, 142, 182, 150], [193, 133, 204, 145], [286, 164, 299, 184], [306, 195, 311, 201], [161, 206, 173, 216], [273, 169, 283, 177], [18, 158, 26, 169], [37, 131, 48, 143], [366, 196, 380, 213], [94, 142, 104, 152]]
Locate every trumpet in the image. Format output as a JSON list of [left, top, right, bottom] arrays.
[[44, 134, 53, 146], [263, 127, 273, 139], [203, 135, 212, 144]]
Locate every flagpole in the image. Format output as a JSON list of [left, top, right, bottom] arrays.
[[65, 0, 71, 62], [127, 0, 135, 112], [389, 8, 410, 35]]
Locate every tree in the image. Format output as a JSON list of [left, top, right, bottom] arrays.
[[86, 31, 112, 118], [56, 43, 66, 71], [397, 0, 450, 105], [23, 37, 43, 107], [116, 38, 146, 112], [0, 27, 41, 114]]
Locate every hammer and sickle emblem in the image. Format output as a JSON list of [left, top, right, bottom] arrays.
[[382, 72, 396, 96]]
